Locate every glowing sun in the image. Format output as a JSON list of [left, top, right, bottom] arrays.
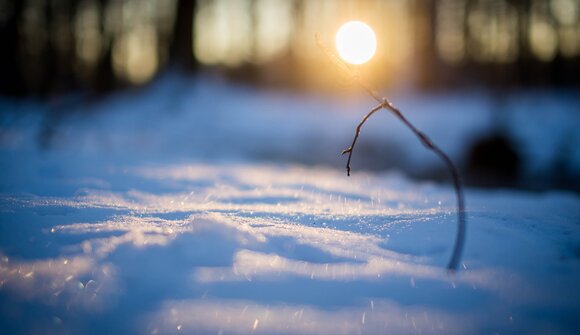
[[335, 21, 377, 65]]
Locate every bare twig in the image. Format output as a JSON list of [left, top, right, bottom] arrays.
[[341, 102, 383, 176], [316, 34, 466, 271]]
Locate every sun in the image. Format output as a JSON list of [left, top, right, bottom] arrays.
[[335, 21, 377, 65]]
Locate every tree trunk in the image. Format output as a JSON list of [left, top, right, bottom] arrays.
[[170, 0, 198, 72]]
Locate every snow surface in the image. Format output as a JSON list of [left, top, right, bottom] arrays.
[[1, 73, 579, 179], [1, 73, 579, 334]]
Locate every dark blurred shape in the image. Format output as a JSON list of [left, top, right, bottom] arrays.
[[466, 133, 521, 188], [0, 1, 24, 96], [171, 0, 197, 72]]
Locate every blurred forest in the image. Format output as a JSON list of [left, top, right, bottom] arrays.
[[1, 0, 580, 97]]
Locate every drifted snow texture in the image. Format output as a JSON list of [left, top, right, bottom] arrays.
[[1, 160, 579, 335], [1, 75, 579, 334]]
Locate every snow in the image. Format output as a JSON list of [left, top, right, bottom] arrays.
[[1, 73, 579, 334]]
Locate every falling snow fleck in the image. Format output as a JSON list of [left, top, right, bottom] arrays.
[[252, 319, 259, 330]]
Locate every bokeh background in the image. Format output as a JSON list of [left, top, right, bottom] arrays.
[[1, 0, 579, 191]]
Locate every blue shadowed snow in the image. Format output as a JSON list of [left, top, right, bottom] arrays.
[[0, 73, 579, 334]]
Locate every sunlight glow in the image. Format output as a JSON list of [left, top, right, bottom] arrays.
[[335, 21, 377, 65]]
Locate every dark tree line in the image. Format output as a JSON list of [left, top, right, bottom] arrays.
[[416, 0, 580, 90], [0, 0, 198, 98], [1, 0, 579, 98]]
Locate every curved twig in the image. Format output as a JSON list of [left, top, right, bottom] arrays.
[[317, 34, 466, 271], [341, 103, 383, 176]]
